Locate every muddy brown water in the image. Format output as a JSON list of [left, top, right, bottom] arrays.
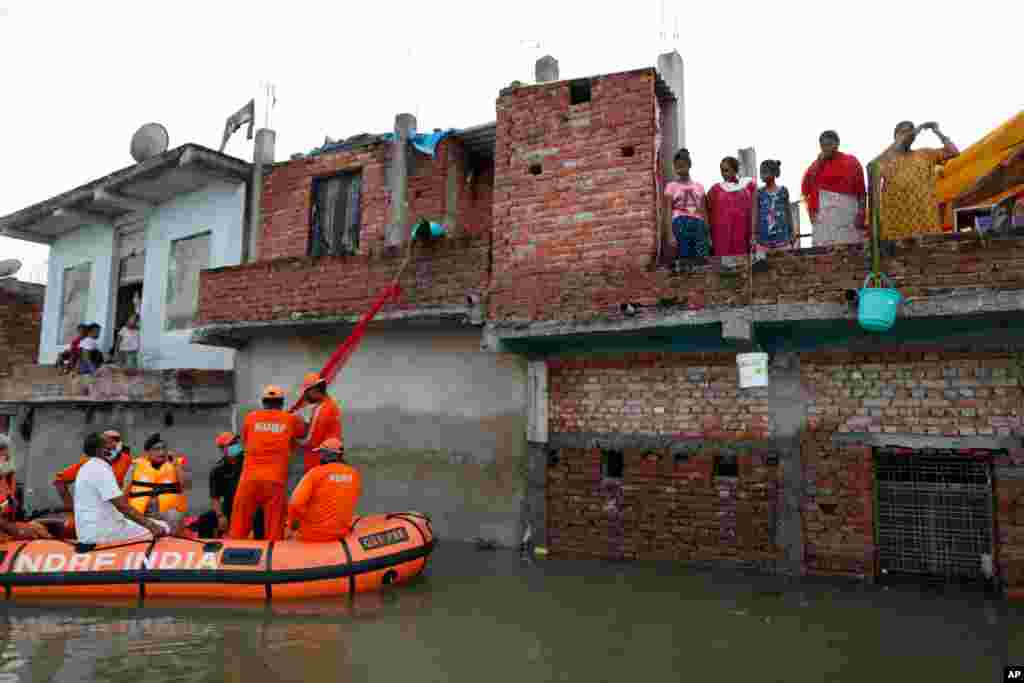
[[0, 543, 1021, 682]]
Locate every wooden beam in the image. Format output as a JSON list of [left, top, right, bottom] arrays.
[[527, 360, 548, 443], [93, 188, 152, 213], [51, 207, 110, 226], [0, 226, 53, 245]]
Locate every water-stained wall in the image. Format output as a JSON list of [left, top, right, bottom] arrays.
[[233, 326, 528, 546]]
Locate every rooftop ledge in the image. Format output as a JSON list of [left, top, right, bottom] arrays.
[[191, 304, 483, 349], [483, 287, 1024, 354], [0, 366, 234, 405]]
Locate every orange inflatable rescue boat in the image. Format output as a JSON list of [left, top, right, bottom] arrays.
[[0, 512, 433, 601]]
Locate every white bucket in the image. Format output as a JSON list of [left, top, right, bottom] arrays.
[[736, 352, 768, 388]]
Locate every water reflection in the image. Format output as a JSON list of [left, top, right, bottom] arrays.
[[0, 544, 1021, 682]]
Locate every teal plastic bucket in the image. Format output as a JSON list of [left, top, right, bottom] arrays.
[[411, 219, 447, 240], [857, 273, 902, 332]]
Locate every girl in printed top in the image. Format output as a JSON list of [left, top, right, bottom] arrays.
[[753, 159, 796, 272], [663, 148, 710, 273]]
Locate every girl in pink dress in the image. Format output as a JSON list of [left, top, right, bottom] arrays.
[[708, 156, 756, 264]]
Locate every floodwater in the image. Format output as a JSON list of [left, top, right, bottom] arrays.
[[0, 543, 1021, 682]]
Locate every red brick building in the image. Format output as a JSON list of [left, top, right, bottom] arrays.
[[195, 53, 1024, 597], [0, 277, 43, 439]]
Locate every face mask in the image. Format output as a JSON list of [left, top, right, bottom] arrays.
[[111, 444, 122, 457], [226, 443, 243, 458]]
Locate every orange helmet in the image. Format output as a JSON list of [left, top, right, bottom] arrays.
[[262, 385, 285, 400], [301, 372, 327, 394], [315, 437, 343, 452], [215, 432, 237, 448]]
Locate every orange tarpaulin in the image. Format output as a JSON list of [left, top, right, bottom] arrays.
[[937, 110, 1024, 226]]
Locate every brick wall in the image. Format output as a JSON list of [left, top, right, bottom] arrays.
[[548, 353, 772, 440], [802, 351, 1024, 437], [801, 350, 1024, 581], [544, 348, 1024, 586], [490, 233, 1024, 323], [197, 234, 490, 324], [0, 289, 42, 378], [997, 478, 1024, 595], [545, 446, 780, 563], [259, 137, 494, 262], [493, 69, 658, 277]]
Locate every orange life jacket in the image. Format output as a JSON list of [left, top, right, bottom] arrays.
[[128, 457, 187, 515]]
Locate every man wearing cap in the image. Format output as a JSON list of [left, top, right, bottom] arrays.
[[53, 430, 134, 536], [230, 386, 307, 541], [190, 432, 264, 539], [298, 372, 342, 474], [123, 433, 191, 534], [286, 438, 362, 543]]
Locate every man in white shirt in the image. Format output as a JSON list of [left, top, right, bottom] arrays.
[[74, 432, 168, 545]]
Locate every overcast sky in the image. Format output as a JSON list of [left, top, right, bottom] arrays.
[[0, 1, 1019, 284]]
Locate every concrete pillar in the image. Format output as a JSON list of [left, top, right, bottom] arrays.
[[386, 113, 417, 247], [764, 352, 806, 577], [738, 147, 757, 181], [527, 360, 549, 443], [656, 50, 684, 149], [247, 128, 276, 263], [535, 55, 559, 83]]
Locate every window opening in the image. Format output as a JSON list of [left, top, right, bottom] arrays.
[[165, 232, 210, 331], [713, 454, 739, 478], [601, 450, 624, 479], [528, 164, 542, 176], [310, 171, 363, 257], [569, 80, 592, 105]]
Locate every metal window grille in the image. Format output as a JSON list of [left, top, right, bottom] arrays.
[[874, 449, 995, 581]]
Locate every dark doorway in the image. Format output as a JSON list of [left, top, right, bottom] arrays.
[[874, 448, 995, 582]]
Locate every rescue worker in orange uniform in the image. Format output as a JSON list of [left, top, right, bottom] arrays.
[[286, 438, 361, 542], [229, 386, 307, 541], [123, 433, 191, 534], [53, 429, 132, 537], [298, 372, 342, 474], [0, 435, 51, 540]]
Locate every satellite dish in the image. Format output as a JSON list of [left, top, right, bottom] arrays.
[[0, 259, 22, 278], [130, 123, 170, 163]]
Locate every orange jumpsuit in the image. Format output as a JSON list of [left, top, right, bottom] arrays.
[[302, 397, 342, 474], [230, 409, 306, 541], [287, 462, 361, 542]]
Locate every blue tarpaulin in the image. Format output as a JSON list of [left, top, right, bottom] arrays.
[[381, 128, 458, 158], [307, 128, 458, 159]]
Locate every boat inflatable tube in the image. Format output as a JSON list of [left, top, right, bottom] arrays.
[[0, 511, 433, 601]]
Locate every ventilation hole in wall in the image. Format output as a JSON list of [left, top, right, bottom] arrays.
[[601, 450, 624, 479], [713, 454, 739, 478], [164, 411, 175, 428], [528, 164, 542, 176], [415, 190, 424, 199], [547, 450, 560, 468], [620, 146, 636, 158], [674, 452, 689, 465], [569, 79, 592, 105]]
